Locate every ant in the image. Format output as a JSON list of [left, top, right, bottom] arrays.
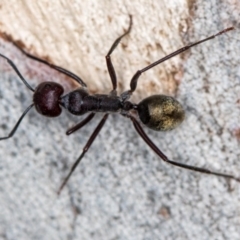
[[0, 16, 239, 194]]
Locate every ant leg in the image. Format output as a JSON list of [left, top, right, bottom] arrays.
[[0, 104, 34, 140], [130, 116, 240, 182], [66, 113, 95, 135], [0, 53, 34, 92], [106, 15, 132, 92], [58, 113, 109, 194], [126, 27, 234, 95], [11, 42, 87, 88]]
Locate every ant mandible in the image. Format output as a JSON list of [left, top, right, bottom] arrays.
[[0, 16, 239, 194]]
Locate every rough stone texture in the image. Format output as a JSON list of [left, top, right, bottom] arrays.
[[0, 1, 239, 240], [0, 0, 189, 99]]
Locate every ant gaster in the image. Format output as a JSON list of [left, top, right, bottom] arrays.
[[0, 16, 239, 194]]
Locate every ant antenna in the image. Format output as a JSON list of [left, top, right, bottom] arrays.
[[0, 53, 35, 92]]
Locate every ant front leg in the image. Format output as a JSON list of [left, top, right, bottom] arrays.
[[11, 41, 87, 88], [66, 113, 95, 135], [106, 15, 132, 93]]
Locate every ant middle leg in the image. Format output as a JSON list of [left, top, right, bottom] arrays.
[[58, 113, 109, 194], [106, 15, 132, 92]]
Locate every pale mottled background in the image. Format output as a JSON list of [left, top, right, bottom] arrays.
[[0, 1, 239, 240]]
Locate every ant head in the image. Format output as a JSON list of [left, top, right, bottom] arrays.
[[137, 95, 185, 131], [33, 82, 64, 117]]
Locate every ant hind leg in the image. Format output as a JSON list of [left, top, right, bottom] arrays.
[[129, 115, 240, 182]]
